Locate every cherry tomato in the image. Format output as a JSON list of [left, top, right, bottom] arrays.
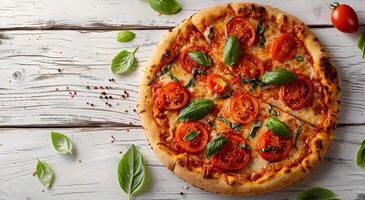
[[179, 46, 209, 73], [330, 2, 359, 33], [211, 132, 251, 171], [229, 94, 259, 124], [226, 17, 256, 49], [271, 34, 296, 62], [238, 54, 265, 79], [207, 74, 228, 93], [257, 130, 292, 161], [175, 122, 209, 153], [280, 73, 313, 110], [157, 82, 190, 110]]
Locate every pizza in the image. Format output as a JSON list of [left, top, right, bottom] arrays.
[[138, 2, 340, 195]]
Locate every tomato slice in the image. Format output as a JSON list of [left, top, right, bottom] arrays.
[[175, 122, 209, 153], [207, 74, 228, 93], [229, 94, 259, 124], [271, 34, 296, 62], [257, 130, 292, 161], [211, 132, 251, 171], [179, 46, 209, 73], [280, 73, 313, 110], [157, 82, 190, 110], [238, 54, 264, 79], [226, 17, 256, 49]]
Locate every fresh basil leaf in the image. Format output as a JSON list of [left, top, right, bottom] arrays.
[[294, 124, 304, 148], [188, 51, 212, 67], [167, 71, 179, 82], [178, 99, 214, 122], [238, 143, 250, 150], [247, 120, 261, 139], [216, 89, 232, 99], [207, 27, 214, 44], [268, 104, 278, 116], [295, 55, 304, 62], [265, 117, 292, 138], [158, 63, 172, 76], [261, 68, 297, 85], [223, 35, 241, 66], [51, 131, 73, 154], [36, 159, 54, 188], [117, 30, 136, 42], [185, 68, 207, 88], [118, 144, 146, 200], [356, 139, 365, 170], [217, 117, 241, 131], [296, 187, 340, 200], [183, 131, 200, 141], [147, 0, 181, 15], [205, 134, 228, 158], [358, 34, 365, 59], [256, 19, 266, 48], [111, 47, 138, 75], [184, 78, 196, 89], [241, 76, 265, 93], [262, 146, 281, 152]]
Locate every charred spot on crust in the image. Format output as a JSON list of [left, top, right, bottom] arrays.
[[282, 15, 288, 23], [284, 169, 291, 174], [162, 50, 171, 60], [320, 57, 337, 82], [251, 4, 256, 11], [315, 139, 324, 150]]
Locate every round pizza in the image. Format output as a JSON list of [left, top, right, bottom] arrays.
[[138, 2, 340, 195]]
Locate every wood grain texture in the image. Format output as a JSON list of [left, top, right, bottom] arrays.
[[1, 0, 365, 29], [0, 28, 364, 126], [0, 126, 363, 200]]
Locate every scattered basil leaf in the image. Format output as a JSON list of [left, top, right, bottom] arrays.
[[256, 19, 266, 48], [238, 143, 250, 150], [185, 68, 207, 88], [36, 159, 54, 188], [295, 55, 304, 62], [223, 35, 241, 66], [265, 117, 292, 138], [118, 144, 146, 200], [294, 124, 304, 148], [356, 139, 365, 170], [178, 99, 214, 122], [358, 34, 365, 59], [188, 51, 212, 67], [117, 30, 136, 42], [268, 104, 278, 116], [111, 47, 139, 75], [205, 134, 228, 158], [147, 0, 181, 15], [167, 71, 179, 82], [247, 120, 261, 139], [51, 131, 73, 154], [241, 76, 265, 93], [217, 117, 242, 131], [183, 131, 200, 141], [261, 68, 297, 85], [295, 187, 340, 200], [216, 89, 232, 99], [207, 27, 214, 44], [262, 146, 281, 152], [158, 63, 179, 82]]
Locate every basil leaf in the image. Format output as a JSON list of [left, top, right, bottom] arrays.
[[147, 0, 181, 15], [118, 144, 146, 200], [223, 35, 241, 66], [262, 146, 281, 152], [36, 159, 54, 188], [207, 27, 214, 44], [117, 30, 136, 42], [216, 89, 232, 99], [185, 68, 207, 88], [238, 143, 250, 150], [294, 124, 304, 148], [295, 55, 304, 62], [217, 117, 241, 131], [188, 51, 212, 67], [265, 117, 292, 138], [183, 131, 200, 141], [51, 131, 73, 154], [296, 187, 340, 200], [167, 71, 179, 82], [261, 68, 297, 85], [256, 19, 266, 48], [241, 76, 265, 93], [268, 104, 278, 116], [111, 47, 138, 75], [205, 134, 228, 158], [247, 120, 261, 139], [356, 139, 365, 170], [178, 99, 214, 122], [358, 34, 365, 59]]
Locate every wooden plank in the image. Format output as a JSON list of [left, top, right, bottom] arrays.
[[1, 0, 365, 29], [0, 126, 364, 200], [0, 28, 364, 126]]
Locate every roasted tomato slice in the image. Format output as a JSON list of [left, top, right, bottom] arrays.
[[271, 34, 296, 62], [211, 132, 251, 171], [157, 82, 190, 110], [207, 74, 228, 93], [179, 46, 209, 73], [226, 17, 256, 49], [257, 130, 292, 161], [280, 73, 313, 110], [229, 94, 259, 124], [175, 122, 209, 153], [238, 54, 265, 79]]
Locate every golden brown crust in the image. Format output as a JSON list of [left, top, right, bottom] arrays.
[[138, 2, 338, 196]]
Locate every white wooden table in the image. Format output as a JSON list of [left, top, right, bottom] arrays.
[[1, 0, 365, 199]]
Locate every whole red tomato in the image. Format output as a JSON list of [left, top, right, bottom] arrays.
[[330, 2, 359, 33]]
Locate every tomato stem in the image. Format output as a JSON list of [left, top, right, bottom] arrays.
[[329, 1, 340, 10]]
